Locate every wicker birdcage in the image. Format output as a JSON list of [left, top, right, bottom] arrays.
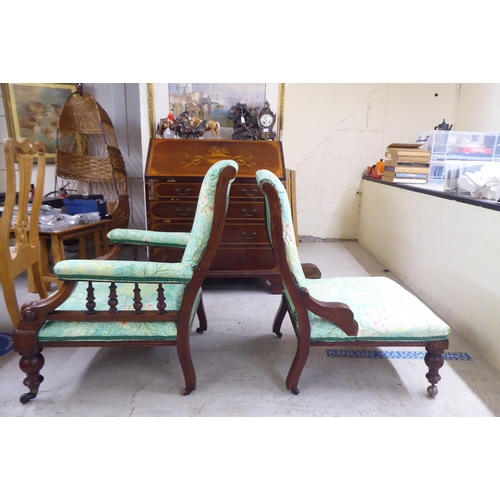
[[55, 90, 130, 229]]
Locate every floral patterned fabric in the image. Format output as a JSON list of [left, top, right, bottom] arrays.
[[256, 169, 450, 343], [182, 160, 237, 266], [302, 277, 449, 342], [256, 170, 306, 288], [108, 229, 190, 248], [54, 260, 193, 283], [41, 160, 238, 343], [38, 282, 200, 341]]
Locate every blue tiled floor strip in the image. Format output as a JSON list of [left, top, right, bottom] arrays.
[[326, 349, 472, 361]]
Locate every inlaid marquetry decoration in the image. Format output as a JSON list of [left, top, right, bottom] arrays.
[[179, 146, 257, 170]]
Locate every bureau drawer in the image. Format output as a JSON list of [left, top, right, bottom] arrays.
[[150, 181, 201, 200], [150, 221, 270, 245], [149, 221, 193, 232], [230, 181, 284, 200], [149, 201, 197, 220], [221, 223, 270, 245], [150, 246, 277, 272], [226, 200, 264, 220], [231, 182, 264, 200], [211, 247, 277, 271]]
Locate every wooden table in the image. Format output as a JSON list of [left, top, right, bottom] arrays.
[[36, 220, 110, 290]]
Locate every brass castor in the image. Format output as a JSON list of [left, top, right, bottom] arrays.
[[291, 388, 300, 395], [427, 385, 438, 397], [20, 391, 37, 404]]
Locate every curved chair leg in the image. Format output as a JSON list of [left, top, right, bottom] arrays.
[[424, 342, 446, 397], [19, 349, 45, 404], [285, 337, 310, 395], [272, 296, 287, 338], [177, 325, 196, 396], [195, 295, 207, 333]]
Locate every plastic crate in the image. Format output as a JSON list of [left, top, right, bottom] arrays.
[[63, 195, 107, 218]]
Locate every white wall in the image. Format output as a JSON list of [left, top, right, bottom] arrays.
[[282, 83, 459, 239], [83, 83, 145, 229], [358, 180, 500, 371], [454, 83, 500, 133], [356, 82, 500, 371]]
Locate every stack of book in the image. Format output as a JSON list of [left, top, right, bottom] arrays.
[[382, 143, 431, 184]]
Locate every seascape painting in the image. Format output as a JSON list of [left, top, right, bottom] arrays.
[[167, 83, 267, 139]]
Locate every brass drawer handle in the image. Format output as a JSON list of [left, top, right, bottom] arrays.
[[175, 208, 192, 217], [175, 188, 191, 196], [242, 209, 257, 217], [241, 232, 257, 240], [242, 189, 257, 197]]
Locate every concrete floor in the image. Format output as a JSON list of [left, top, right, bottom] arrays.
[[1, 241, 500, 417]]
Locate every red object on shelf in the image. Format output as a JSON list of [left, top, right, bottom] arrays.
[[456, 147, 493, 154]]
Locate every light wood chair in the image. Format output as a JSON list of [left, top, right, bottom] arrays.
[[0, 138, 48, 326]]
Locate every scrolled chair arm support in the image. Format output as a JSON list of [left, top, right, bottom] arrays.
[[107, 228, 190, 248], [299, 287, 359, 337]]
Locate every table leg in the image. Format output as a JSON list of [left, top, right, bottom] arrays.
[[79, 236, 87, 259], [38, 237, 53, 291], [94, 231, 102, 257], [101, 229, 109, 254]]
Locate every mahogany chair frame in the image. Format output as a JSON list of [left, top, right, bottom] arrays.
[[259, 175, 449, 397], [13, 163, 238, 402]]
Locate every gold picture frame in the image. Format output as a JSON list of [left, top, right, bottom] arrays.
[[1, 82, 77, 161], [147, 83, 285, 141]]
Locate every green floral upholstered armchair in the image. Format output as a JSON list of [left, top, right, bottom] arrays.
[[13, 160, 238, 403], [256, 169, 450, 397]]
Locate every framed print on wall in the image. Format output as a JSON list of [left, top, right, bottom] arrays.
[[148, 83, 285, 141], [1, 82, 77, 160]]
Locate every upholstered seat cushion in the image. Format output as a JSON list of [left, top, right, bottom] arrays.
[[38, 281, 200, 342], [294, 276, 450, 342]]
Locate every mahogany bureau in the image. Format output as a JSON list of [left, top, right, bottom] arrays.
[[144, 138, 287, 293]]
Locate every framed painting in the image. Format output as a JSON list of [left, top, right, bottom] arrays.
[[148, 83, 285, 141], [1, 83, 77, 160]]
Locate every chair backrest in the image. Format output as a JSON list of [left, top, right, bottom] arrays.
[[1, 138, 46, 273], [182, 160, 238, 269], [256, 169, 306, 290]]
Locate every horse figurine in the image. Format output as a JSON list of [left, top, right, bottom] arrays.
[[156, 118, 171, 138], [159, 111, 218, 140], [191, 117, 221, 139]]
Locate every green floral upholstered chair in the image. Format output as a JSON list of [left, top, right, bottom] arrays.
[[256, 169, 450, 397], [13, 160, 238, 403]]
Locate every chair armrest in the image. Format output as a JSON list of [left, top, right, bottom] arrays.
[[107, 228, 191, 248], [302, 263, 321, 279], [54, 259, 194, 283], [299, 287, 358, 336]]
